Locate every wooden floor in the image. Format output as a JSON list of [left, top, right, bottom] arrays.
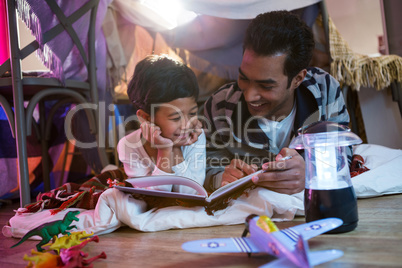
[[1, 194, 402, 267]]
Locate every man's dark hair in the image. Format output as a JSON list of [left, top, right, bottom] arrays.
[[243, 10, 315, 87], [127, 54, 199, 113]]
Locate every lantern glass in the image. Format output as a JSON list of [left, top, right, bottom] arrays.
[[289, 121, 362, 233]]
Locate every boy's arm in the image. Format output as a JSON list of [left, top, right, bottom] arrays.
[[172, 130, 206, 194], [139, 119, 175, 173]]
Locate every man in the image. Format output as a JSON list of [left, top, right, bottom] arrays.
[[203, 10, 350, 195]]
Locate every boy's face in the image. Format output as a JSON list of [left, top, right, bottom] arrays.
[[238, 49, 299, 120], [150, 97, 199, 146]]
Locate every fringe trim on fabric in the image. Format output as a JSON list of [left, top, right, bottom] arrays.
[[331, 54, 402, 91], [324, 15, 402, 91], [15, 0, 64, 83], [16, 0, 41, 44]]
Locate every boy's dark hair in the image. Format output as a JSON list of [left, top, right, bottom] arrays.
[[127, 54, 199, 113], [243, 10, 315, 87]]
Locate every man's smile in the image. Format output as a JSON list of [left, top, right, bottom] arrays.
[[248, 102, 269, 113], [249, 102, 264, 107]]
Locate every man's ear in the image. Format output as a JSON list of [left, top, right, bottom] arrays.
[[292, 69, 307, 89], [136, 109, 150, 123]]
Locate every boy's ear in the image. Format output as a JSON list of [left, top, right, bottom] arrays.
[[136, 109, 150, 123]]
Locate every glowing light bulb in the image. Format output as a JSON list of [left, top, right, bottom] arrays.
[[143, 0, 197, 29]]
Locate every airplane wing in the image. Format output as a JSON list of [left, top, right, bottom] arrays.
[[182, 218, 342, 255], [277, 218, 343, 242], [182, 217, 344, 267], [182, 237, 262, 254], [258, 249, 344, 268]]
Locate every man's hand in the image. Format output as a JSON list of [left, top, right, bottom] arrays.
[[252, 148, 305, 195], [221, 159, 258, 186]]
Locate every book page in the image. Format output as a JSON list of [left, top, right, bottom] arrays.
[[114, 186, 208, 201], [114, 175, 209, 201], [206, 169, 263, 203]]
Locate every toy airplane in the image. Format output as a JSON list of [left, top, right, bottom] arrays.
[[182, 215, 344, 268]]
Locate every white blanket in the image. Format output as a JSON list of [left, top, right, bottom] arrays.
[[3, 187, 304, 238], [352, 144, 402, 198], [3, 144, 402, 239]]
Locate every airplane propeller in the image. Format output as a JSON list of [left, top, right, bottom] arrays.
[[242, 214, 258, 237]]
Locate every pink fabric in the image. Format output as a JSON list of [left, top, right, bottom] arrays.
[[0, 0, 9, 65]]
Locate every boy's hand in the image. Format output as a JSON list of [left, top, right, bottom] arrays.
[[140, 120, 173, 148], [183, 119, 202, 146]]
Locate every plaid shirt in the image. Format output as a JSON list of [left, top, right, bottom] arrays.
[[203, 67, 351, 191]]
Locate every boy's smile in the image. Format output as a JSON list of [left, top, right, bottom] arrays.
[[151, 97, 199, 146]]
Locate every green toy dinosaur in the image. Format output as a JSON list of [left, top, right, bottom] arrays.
[[11, 210, 81, 252]]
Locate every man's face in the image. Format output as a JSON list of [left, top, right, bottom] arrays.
[[238, 49, 297, 121]]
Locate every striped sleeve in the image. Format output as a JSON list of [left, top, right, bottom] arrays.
[[202, 83, 239, 191], [306, 68, 353, 164]]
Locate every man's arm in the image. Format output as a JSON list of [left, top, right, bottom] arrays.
[[302, 68, 353, 165], [202, 84, 254, 192], [205, 147, 231, 192], [204, 122, 266, 192], [322, 71, 354, 165]]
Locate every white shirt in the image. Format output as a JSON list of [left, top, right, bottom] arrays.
[[257, 104, 296, 155], [117, 129, 206, 194]]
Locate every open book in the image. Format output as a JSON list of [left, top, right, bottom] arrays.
[[114, 169, 263, 211]]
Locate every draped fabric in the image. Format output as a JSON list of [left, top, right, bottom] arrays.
[[105, 0, 321, 103], [1, 0, 321, 199], [12, 0, 111, 87], [326, 15, 402, 91], [0, 0, 112, 199], [180, 0, 321, 19]]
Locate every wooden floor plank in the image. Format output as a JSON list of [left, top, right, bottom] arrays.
[[1, 195, 402, 267]]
